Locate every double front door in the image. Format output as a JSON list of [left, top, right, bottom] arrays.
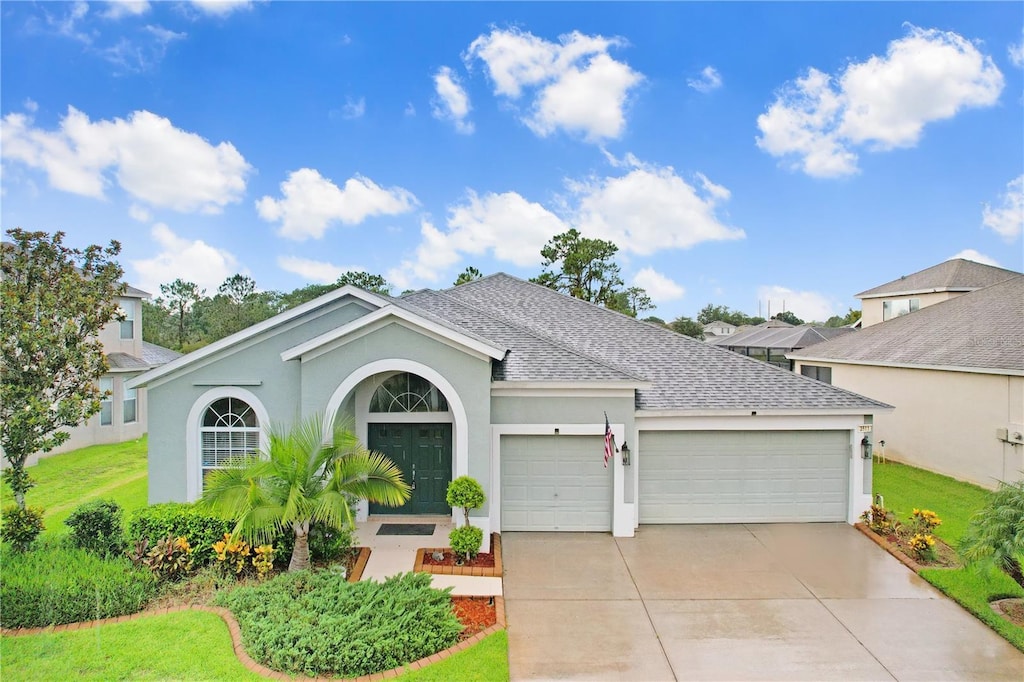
[[368, 423, 452, 515]]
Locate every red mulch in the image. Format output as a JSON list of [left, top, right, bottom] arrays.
[[878, 532, 959, 568], [423, 550, 495, 569], [452, 596, 496, 639]]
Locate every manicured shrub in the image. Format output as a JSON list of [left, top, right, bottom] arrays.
[[446, 476, 486, 527], [65, 499, 124, 556], [0, 505, 45, 552], [125, 503, 232, 565], [217, 571, 462, 677], [0, 545, 157, 628], [449, 524, 484, 561], [141, 534, 195, 581]]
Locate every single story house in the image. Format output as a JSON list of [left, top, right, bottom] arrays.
[[856, 257, 1020, 328], [790, 274, 1024, 489], [708, 321, 855, 370], [130, 274, 888, 544]]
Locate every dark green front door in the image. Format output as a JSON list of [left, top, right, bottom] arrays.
[[368, 423, 452, 515]]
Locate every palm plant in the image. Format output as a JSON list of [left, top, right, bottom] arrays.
[[959, 478, 1024, 588], [200, 414, 410, 571]]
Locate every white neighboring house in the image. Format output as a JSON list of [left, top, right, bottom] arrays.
[[703, 320, 737, 337], [790, 273, 1024, 489], [25, 285, 181, 465]]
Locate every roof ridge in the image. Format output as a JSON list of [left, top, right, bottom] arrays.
[[426, 288, 649, 382]]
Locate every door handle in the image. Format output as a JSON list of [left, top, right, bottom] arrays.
[[411, 463, 416, 491]]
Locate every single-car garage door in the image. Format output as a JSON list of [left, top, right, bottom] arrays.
[[639, 430, 849, 523], [501, 435, 612, 531]]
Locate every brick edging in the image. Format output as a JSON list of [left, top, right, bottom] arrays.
[[854, 522, 926, 573], [348, 546, 371, 583], [2, 596, 507, 682], [413, 532, 503, 577]]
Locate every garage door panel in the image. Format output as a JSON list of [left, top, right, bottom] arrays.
[[639, 430, 849, 523], [501, 435, 611, 532]]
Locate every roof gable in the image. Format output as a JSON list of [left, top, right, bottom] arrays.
[[856, 259, 1021, 299]]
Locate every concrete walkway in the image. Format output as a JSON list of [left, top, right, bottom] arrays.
[[503, 524, 1024, 681], [354, 516, 502, 596]]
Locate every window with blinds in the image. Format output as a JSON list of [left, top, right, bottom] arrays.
[[200, 397, 260, 485]]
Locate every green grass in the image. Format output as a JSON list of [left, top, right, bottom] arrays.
[[874, 459, 1024, 652], [872, 459, 991, 544], [0, 612, 510, 681], [0, 438, 149, 534]]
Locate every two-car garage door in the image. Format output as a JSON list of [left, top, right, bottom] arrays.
[[639, 430, 850, 523], [500, 430, 850, 531]]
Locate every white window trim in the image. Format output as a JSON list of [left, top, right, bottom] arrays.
[[123, 386, 138, 424], [186, 387, 270, 502]]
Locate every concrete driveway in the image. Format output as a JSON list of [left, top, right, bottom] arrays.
[[502, 524, 1024, 681]]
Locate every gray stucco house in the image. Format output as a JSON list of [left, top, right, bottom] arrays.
[[129, 274, 887, 545]]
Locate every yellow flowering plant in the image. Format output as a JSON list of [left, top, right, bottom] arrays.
[[212, 533, 252, 577], [253, 544, 276, 581]]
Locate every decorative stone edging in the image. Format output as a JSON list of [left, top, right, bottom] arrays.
[[854, 522, 926, 573], [348, 546, 371, 582], [414, 533, 502, 577], [2, 597, 507, 682]]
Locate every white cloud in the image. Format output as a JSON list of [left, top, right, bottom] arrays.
[[757, 26, 1004, 177], [128, 203, 151, 222], [256, 168, 418, 241], [101, 26, 186, 72], [277, 256, 361, 284], [982, 175, 1023, 241], [339, 96, 365, 120], [404, 102, 417, 117], [130, 223, 243, 294], [466, 27, 643, 142], [432, 66, 474, 134], [949, 249, 1001, 267], [0, 107, 250, 212], [633, 267, 685, 302], [1009, 35, 1024, 68], [571, 162, 744, 255], [757, 285, 838, 323], [188, 1, 252, 17], [23, 99, 38, 113], [687, 66, 722, 93], [102, 1, 151, 20], [389, 156, 743, 289]]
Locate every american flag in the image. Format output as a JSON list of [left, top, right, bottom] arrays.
[[603, 412, 616, 468]]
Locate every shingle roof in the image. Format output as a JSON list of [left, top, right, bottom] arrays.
[[141, 341, 182, 366], [709, 325, 855, 351], [106, 353, 151, 370], [791, 276, 1024, 372], [440, 274, 887, 411], [856, 259, 1021, 299], [123, 284, 151, 298]]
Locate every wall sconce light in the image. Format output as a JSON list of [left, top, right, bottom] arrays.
[[620, 441, 631, 466], [860, 436, 872, 460]]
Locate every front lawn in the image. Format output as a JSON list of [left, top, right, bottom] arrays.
[[873, 460, 1024, 652]]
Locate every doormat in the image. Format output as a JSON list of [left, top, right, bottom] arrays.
[[377, 524, 436, 536]]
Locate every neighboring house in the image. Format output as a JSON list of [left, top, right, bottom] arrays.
[[703, 320, 737, 337], [130, 274, 887, 545], [857, 258, 1020, 328], [789, 275, 1024, 489], [708, 321, 855, 369], [36, 285, 181, 464]]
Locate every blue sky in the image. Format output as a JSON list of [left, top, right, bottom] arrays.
[[2, 1, 1022, 322]]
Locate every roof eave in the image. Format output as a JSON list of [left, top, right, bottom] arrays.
[[636, 406, 893, 417], [855, 287, 975, 299], [786, 354, 1024, 377]]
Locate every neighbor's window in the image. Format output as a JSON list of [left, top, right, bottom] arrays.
[[123, 386, 137, 424], [120, 299, 135, 340], [99, 377, 114, 426], [369, 373, 449, 412], [800, 365, 833, 384], [200, 397, 260, 486], [882, 298, 920, 321]]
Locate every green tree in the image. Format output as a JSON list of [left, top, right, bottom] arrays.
[[696, 303, 765, 327], [160, 279, 205, 349], [959, 479, 1024, 588], [824, 308, 862, 327], [142, 298, 177, 348], [0, 229, 124, 508], [336, 271, 392, 296], [200, 415, 411, 571], [453, 266, 483, 286], [669, 316, 705, 340], [772, 310, 804, 326], [532, 229, 631, 309], [643, 316, 667, 326], [607, 286, 654, 318]]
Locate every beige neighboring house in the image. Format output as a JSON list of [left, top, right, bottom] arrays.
[[857, 257, 1021, 327], [789, 273, 1024, 489], [26, 285, 181, 465], [703, 320, 737, 337]]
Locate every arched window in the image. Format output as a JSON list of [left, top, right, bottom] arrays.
[[200, 397, 260, 485], [369, 373, 449, 413]]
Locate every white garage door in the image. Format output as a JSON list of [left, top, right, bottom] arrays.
[[639, 430, 849, 523], [501, 435, 612, 531]]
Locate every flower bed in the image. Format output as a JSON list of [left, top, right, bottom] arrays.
[[415, 532, 503, 577]]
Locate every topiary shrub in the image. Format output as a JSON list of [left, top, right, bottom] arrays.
[[216, 571, 462, 677], [125, 503, 232, 565], [0, 545, 157, 628], [66, 499, 124, 556], [0, 505, 45, 552], [449, 524, 483, 562], [445, 476, 485, 527]]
